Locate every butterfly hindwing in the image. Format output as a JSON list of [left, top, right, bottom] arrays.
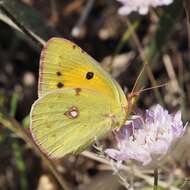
[[30, 88, 126, 158]]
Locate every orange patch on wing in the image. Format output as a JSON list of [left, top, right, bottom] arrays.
[[75, 88, 82, 96]]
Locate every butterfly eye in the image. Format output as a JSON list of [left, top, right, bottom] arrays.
[[86, 72, 94, 80]]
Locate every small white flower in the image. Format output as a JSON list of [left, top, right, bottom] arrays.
[[105, 105, 187, 166], [117, 0, 173, 15]]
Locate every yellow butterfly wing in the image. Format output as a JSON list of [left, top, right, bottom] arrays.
[[30, 88, 126, 158], [38, 37, 127, 108], [30, 37, 131, 158]]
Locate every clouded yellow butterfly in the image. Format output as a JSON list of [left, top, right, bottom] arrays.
[[30, 37, 133, 158]]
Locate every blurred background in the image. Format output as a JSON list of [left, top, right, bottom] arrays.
[[0, 0, 190, 189]]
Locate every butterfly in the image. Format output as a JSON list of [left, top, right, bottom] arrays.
[[30, 37, 135, 158]]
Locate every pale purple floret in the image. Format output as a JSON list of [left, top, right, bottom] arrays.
[[105, 104, 187, 166], [116, 0, 173, 15]]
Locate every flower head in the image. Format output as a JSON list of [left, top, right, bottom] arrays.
[[105, 105, 186, 166], [117, 0, 173, 15]]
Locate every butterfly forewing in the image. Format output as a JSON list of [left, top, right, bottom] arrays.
[[38, 38, 127, 107]]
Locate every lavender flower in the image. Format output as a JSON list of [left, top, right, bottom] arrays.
[[117, 0, 173, 15], [105, 105, 186, 166]]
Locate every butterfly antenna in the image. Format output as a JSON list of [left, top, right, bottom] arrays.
[[127, 64, 146, 115], [131, 64, 146, 94], [127, 82, 167, 115], [137, 82, 168, 94]]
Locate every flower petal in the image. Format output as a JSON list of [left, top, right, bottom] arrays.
[[106, 104, 186, 166], [117, 0, 173, 15]]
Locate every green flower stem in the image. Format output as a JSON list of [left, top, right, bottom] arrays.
[[154, 168, 158, 190]]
